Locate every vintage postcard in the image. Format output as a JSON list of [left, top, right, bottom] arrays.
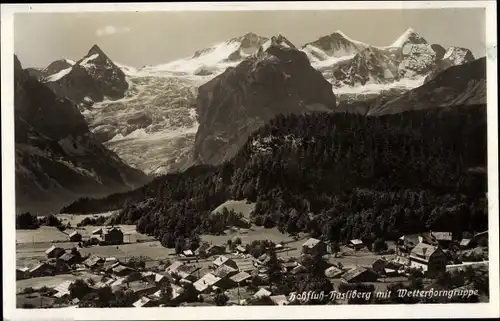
[[2, 1, 498, 320]]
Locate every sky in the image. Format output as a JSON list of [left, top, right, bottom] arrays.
[[14, 8, 486, 69]]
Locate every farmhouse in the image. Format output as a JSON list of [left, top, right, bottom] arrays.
[[324, 266, 344, 278], [430, 231, 453, 247], [165, 261, 184, 275], [45, 245, 65, 259], [16, 267, 30, 280], [176, 264, 201, 281], [83, 255, 104, 269], [68, 231, 82, 242], [302, 238, 326, 256], [214, 264, 239, 279], [102, 227, 124, 245], [29, 263, 55, 277], [348, 239, 365, 250], [236, 259, 257, 273], [213, 255, 238, 270], [409, 243, 447, 277], [193, 273, 222, 293], [59, 252, 80, 266], [341, 266, 378, 283], [112, 264, 136, 277], [152, 283, 183, 302]]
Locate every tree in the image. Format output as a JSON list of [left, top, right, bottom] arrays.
[[126, 256, 148, 270], [213, 288, 229, 306], [161, 232, 175, 248], [175, 237, 186, 254], [373, 238, 388, 253], [266, 248, 284, 292], [15, 212, 40, 230], [330, 241, 340, 257], [69, 279, 91, 299]]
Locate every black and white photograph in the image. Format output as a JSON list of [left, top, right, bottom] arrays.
[[2, 1, 498, 319]]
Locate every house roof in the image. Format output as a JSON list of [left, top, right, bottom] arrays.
[[350, 239, 363, 245], [431, 232, 452, 241], [230, 271, 251, 283], [254, 288, 272, 298], [128, 281, 156, 293], [176, 264, 200, 279], [410, 243, 440, 262], [270, 294, 289, 305], [302, 238, 321, 248], [236, 245, 247, 252], [152, 284, 182, 300], [165, 261, 184, 274], [84, 255, 103, 267], [53, 280, 74, 295], [183, 250, 194, 256], [324, 266, 343, 278], [342, 266, 375, 282], [45, 245, 63, 255], [460, 238, 472, 246], [133, 296, 152, 307], [59, 252, 76, 262], [195, 242, 210, 253], [213, 255, 231, 266], [236, 259, 257, 272], [17, 267, 30, 272], [91, 228, 103, 234], [113, 264, 134, 274], [68, 231, 81, 237], [29, 263, 52, 273], [193, 273, 221, 292], [474, 231, 488, 239], [399, 234, 421, 247], [214, 264, 238, 278]]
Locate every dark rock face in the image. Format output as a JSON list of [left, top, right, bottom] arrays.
[[14, 55, 148, 214], [424, 47, 475, 83], [25, 67, 44, 80], [43, 45, 128, 105], [192, 35, 337, 165], [367, 57, 486, 116], [302, 31, 368, 60], [42, 59, 74, 77]]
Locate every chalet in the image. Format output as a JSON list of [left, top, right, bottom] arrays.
[[213, 255, 238, 270], [53, 280, 74, 299], [16, 267, 30, 280], [430, 231, 453, 247], [230, 271, 252, 285], [270, 294, 289, 306], [45, 245, 65, 259], [165, 261, 185, 275], [103, 258, 120, 271], [193, 273, 222, 293], [128, 281, 158, 297], [236, 245, 247, 254], [102, 227, 124, 245], [214, 264, 239, 279], [324, 266, 344, 278], [68, 231, 82, 242], [341, 266, 379, 283], [152, 284, 183, 302], [95, 278, 116, 289], [133, 296, 156, 308], [83, 255, 104, 269], [302, 238, 326, 256], [409, 243, 447, 277], [47, 258, 71, 274], [182, 249, 194, 257], [397, 234, 421, 254], [236, 259, 258, 273], [348, 239, 365, 250], [112, 264, 135, 277], [195, 242, 210, 257], [29, 263, 55, 277], [143, 272, 169, 286], [460, 238, 475, 249], [206, 244, 226, 257], [253, 288, 272, 299], [58, 252, 79, 266], [176, 264, 201, 281]]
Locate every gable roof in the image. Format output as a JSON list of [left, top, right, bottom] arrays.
[[68, 231, 81, 237], [302, 238, 321, 248], [460, 238, 472, 246], [410, 243, 441, 262], [230, 271, 252, 283], [133, 296, 152, 307], [324, 266, 343, 278], [45, 245, 63, 255], [349, 239, 363, 245], [84, 255, 103, 267], [270, 294, 289, 305], [214, 264, 238, 278], [193, 273, 221, 292], [213, 255, 236, 268], [165, 261, 184, 274], [91, 228, 103, 234], [236, 245, 247, 252], [431, 232, 452, 241], [341, 266, 376, 282], [254, 288, 272, 298], [58, 252, 75, 262], [53, 280, 74, 296], [176, 264, 200, 279]]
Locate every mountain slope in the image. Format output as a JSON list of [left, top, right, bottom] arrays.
[[367, 57, 486, 116], [43, 45, 128, 105], [14, 55, 149, 214], [192, 35, 337, 165]]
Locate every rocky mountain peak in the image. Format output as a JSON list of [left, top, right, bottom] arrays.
[[390, 28, 427, 47]]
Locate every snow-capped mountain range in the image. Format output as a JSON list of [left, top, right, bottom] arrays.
[[29, 28, 477, 175]]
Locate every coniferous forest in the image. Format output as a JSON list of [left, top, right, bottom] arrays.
[[61, 104, 488, 244]]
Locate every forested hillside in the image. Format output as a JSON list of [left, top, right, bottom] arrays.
[[62, 105, 488, 244]]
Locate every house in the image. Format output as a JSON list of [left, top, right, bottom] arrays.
[[206, 244, 226, 257], [16, 267, 30, 280], [236, 259, 257, 273], [257, 253, 271, 265], [324, 266, 343, 278], [182, 249, 194, 257], [409, 243, 447, 277], [29, 263, 55, 277], [45, 245, 65, 259], [348, 239, 365, 250], [58, 252, 79, 266], [290, 264, 307, 275], [142, 272, 170, 286], [230, 271, 252, 285], [112, 264, 136, 277], [193, 273, 222, 293], [341, 267, 379, 283], [165, 261, 185, 275], [92, 228, 103, 235], [302, 238, 326, 256], [152, 283, 183, 302], [372, 259, 389, 274], [127, 280, 158, 297], [282, 261, 298, 272], [102, 227, 124, 245], [460, 238, 475, 249], [213, 255, 238, 270], [110, 277, 127, 292], [68, 231, 82, 242], [83, 255, 104, 269], [253, 288, 272, 299], [270, 295, 289, 305], [430, 231, 453, 247], [195, 242, 210, 257], [53, 280, 74, 299], [176, 264, 201, 281], [397, 234, 421, 254], [236, 245, 247, 254], [214, 264, 239, 279]]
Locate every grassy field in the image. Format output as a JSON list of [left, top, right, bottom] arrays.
[[16, 272, 102, 293], [57, 211, 117, 226], [16, 227, 69, 244], [211, 200, 256, 219]]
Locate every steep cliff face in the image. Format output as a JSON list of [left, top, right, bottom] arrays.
[[43, 45, 128, 105], [14, 55, 148, 214], [192, 35, 337, 165], [367, 57, 486, 116]]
